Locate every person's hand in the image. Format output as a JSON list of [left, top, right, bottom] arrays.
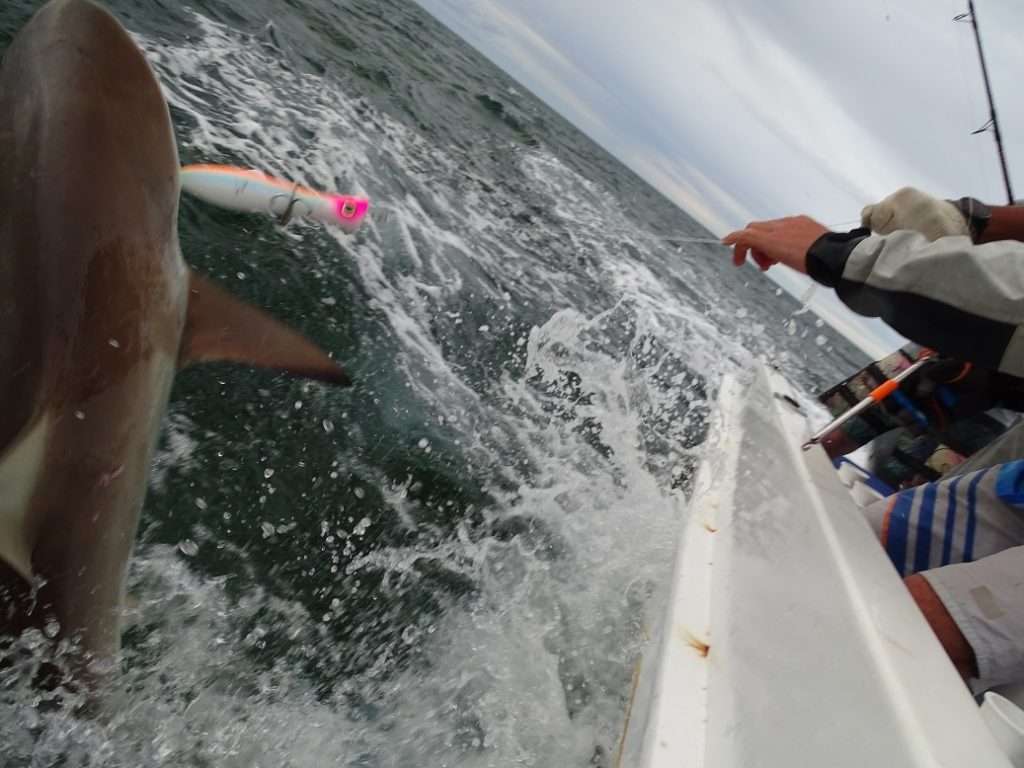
[[905, 573, 978, 680], [721, 216, 829, 274], [861, 187, 969, 241]]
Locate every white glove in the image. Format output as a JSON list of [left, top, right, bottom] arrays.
[[860, 187, 969, 241]]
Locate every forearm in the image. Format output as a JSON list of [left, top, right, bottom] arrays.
[[807, 230, 1024, 376], [905, 573, 977, 680], [919, 546, 1024, 688], [978, 205, 1024, 244]]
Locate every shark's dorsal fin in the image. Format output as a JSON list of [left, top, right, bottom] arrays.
[[180, 271, 352, 386]]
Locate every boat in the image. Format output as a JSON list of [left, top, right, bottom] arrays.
[[617, 363, 1024, 767]]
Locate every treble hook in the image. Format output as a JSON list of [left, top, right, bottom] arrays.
[[277, 182, 301, 225]]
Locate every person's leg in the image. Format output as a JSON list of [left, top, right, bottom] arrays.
[[863, 460, 1024, 576]]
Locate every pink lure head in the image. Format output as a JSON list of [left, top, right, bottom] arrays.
[[333, 195, 369, 232]]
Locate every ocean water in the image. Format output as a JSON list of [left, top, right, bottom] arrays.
[[0, 1, 867, 765]]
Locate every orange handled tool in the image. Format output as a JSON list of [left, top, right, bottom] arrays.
[[801, 356, 934, 451]]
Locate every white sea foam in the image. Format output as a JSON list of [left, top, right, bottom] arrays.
[[1, 11, 799, 766]]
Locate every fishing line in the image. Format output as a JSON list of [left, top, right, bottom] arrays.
[[791, 281, 818, 316], [663, 218, 865, 248]]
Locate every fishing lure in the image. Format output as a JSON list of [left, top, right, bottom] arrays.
[[180, 164, 369, 233]]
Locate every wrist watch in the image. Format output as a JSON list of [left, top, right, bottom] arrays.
[[951, 197, 992, 241]]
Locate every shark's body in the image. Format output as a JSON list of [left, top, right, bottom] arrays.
[[0, 0, 349, 682]]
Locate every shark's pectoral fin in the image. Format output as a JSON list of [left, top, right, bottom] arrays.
[[179, 271, 352, 386]]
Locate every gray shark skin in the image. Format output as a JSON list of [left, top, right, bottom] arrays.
[[0, 0, 350, 689]]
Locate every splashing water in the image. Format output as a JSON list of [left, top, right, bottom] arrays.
[[0, 1, 866, 765]]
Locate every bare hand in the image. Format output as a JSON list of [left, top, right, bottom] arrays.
[[721, 216, 829, 274]]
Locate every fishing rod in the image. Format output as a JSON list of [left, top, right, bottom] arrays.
[[955, 0, 1014, 204]]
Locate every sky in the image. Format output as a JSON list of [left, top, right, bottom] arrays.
[[414, 0, 1024, 359]]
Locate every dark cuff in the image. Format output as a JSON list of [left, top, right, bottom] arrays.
[[806, 227, 870, 287], [950, 197, 992, 241]]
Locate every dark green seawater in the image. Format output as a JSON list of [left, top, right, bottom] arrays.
[[0, 1, 867, 765]]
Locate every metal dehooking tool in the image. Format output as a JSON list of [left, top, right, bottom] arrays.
[[801, 356, 935, 452]]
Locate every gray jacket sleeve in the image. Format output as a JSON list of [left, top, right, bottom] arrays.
[[807, 229, 1024, 377], [923, 546, 1024, 688]]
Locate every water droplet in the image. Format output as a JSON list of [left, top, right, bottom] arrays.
[[44, 619, 60, 639], [322, 296, 337, 306], [478, 325, 490, 333], [294, 401, 303, 411], [74, 410, 86, 420], [178, 539, 199, 557], [353, 516, 372, 536], [195, 497, 208, 510], [264, 468, 275, 479], [322, 419, 335, 434], [261, 521, 276, 538], [815, 334, 827, 346], [417, 438, 429, 449], [237, 271, 247, 280], [353, 487, 365, 499], [108, 338, 120, 348]]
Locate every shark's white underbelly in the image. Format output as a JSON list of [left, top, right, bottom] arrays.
[[0, 413, 50, 582]]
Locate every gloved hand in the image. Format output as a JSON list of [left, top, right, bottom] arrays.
[[860, 187, 969, 241]]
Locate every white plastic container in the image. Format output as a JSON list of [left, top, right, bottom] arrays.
[[981, 692, 1024, 767]]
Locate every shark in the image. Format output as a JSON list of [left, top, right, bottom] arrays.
[[0, 0, 352, 687]]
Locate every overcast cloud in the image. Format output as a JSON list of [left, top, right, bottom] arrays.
[[415, 0, 1024, 358]]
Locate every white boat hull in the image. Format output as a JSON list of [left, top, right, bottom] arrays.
[[619, 364, 1014, 767]]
